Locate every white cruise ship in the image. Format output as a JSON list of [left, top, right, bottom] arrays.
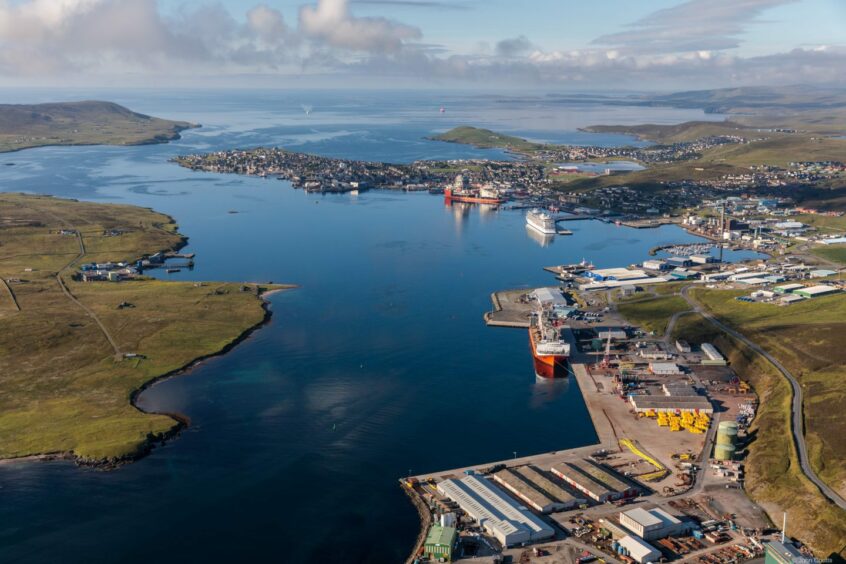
[[526, 209, 556, 235]]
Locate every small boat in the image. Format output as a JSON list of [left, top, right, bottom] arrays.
[[166, 268, 181, 273]]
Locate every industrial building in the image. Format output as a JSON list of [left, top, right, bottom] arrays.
[[532, 287, 568, 306], [492, 469, 565, 514], [700, 343, 727, 366], [598, 329, 628, 341], [585, 268, 650, 282], [579, 277, 669, 292], [618, 535, 662, 564], [436, 475, 554, 547], [642, 259, 668, 271], [513, 465, 585, 510], [764, 540, 806, 564], [665, 257, 693, 268], [662, 383, 699, 397], [424, 525, 457, 562], [773, 283, 805, 294], [794, 285, 840, 299], [630, 395, 713, 414], [551, 460, 638, 503], [619, 507, 687, 541], [729, 271, 767, 282], [675, 340, 692, 353], [649, 362, 681, 375], [809, 269, 837, 278]]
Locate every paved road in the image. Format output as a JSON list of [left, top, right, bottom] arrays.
[[680, 285, 846, 511]]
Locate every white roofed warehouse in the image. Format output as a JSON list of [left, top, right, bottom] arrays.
[[619, 507, 688, 540], [436, 475, 554, 547], [618, 535, 662, 563]]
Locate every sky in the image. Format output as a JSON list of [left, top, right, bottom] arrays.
[[0, 0, 844, 90]]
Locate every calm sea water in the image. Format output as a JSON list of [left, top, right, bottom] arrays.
[[0, 91, 755, 563]]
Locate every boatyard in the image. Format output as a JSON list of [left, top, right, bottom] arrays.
[[403, 250, 796, 563]]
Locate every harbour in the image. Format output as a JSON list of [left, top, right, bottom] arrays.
[[0, 90, 767, 563]]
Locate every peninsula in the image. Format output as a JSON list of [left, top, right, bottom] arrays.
[[0, 101, 195, 153], [0, 193, 290, 466]]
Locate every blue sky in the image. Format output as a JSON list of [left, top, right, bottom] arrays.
[[163, 0, 845, 56], [1, 0, 844, 89]]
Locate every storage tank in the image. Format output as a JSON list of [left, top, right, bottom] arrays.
[[716, 421, 739, 446], [714, 443, 736, 461]]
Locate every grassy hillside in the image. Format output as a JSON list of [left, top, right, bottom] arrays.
[[0, 193, 289, 464], [672, 289, 846, 558], [431, 126, 541, 152], [0, 100, 195, 152], [616, 295, 690, 335], [582, 121, 758, 143]]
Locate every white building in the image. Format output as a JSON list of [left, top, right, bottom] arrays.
[[618, 535, 662, 563], [436, 475, 554, 547], [649, 362, 681, 375], [619, 507, 687, 541], [532, 287, 568, 307]]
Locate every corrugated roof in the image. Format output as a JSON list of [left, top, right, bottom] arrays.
[[425, 525, 456, 547]]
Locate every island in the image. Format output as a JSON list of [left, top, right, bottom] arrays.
[[0, 193, 291, 466], [0, 100, 196, 153]]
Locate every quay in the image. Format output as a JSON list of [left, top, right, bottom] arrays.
[[483, 289, 532, 328], [404, 280, 771, 563]]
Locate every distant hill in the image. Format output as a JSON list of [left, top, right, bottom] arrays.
[[581, 120, 757, 143], [649, 85, 846, 113], [0, 100, 196, 152]]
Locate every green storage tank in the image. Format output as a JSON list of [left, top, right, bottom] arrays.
[[591, 338, 604, 351], [714, 443, 736, 461], [716, 421, 739, 446]]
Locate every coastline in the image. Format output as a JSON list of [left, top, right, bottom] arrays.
[[0, 284, 295, 470], [123, 284, 296, 469], [0, 123, 199, 155]]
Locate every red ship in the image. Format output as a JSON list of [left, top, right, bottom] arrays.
[[444, 187, 504, 205], [529, 310, 570, 379]]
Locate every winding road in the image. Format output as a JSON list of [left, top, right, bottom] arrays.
[[680, 285, 846, 511]]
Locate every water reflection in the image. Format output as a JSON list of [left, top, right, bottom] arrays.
[[529, 376, 570, 408], [526, 225, 555, 247]]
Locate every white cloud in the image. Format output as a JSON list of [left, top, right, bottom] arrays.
[[299, 0, 420, 53], [0, 0, 842, 89], [593, 0, 798, 54]]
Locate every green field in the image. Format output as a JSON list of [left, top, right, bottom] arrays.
[[0, 101, 194, 153], [616, 295, 690, 335], [0, 193, 289, 464], [673, 290, 846, 558], [812, 244, 846, 264]]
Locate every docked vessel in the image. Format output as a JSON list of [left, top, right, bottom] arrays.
[[443, 175, 504, 205], [529, 309, 570, 378], [526, 208, 557, 235]]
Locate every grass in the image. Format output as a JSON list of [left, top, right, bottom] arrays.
[[0, 193, 289, 464], [430, 126, 541, 152], [616, 295, 690, 335], [812, 244, 846, 265], [582, 121, 762, 143], [673, 290, 846, 558], [0, 101, 194, 153], [793, 214, 846, 233]]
